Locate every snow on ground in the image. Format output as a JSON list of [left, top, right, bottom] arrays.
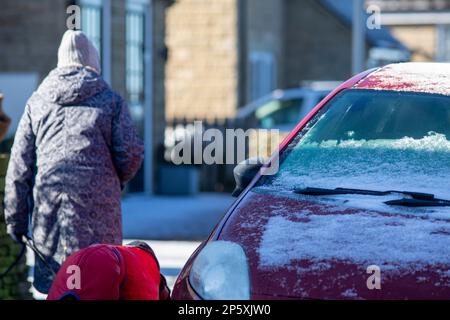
[[122, 193, 235, 240], [26, 249, 47, 300]]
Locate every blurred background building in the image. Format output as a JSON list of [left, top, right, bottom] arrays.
[[1, 0, 450, 300], [163, 0, 411, 193], [368, 0, 450, 61], [0, 0, 449, 195], [165, 0, 409, 121], [0, 0, 173, 194]]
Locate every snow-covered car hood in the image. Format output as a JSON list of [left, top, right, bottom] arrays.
[[218, 189, 450, 299]]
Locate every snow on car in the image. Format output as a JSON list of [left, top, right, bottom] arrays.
[[172, 63, 450, 300]]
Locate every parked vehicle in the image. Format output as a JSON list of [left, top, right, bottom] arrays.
[[172, 63, 450, 300], [236, 81, 341, 132]]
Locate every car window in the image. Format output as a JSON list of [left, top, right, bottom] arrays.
[[255, 98, 304, 129], [257, 89, 450, 199]]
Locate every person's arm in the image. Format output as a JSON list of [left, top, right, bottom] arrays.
[[111, 96, 144, 186], [4, 104, 36, 239]]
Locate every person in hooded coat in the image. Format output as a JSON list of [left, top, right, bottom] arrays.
[[3, 30, 144, 293]]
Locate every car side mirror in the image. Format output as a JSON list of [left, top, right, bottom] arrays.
[[232, 158, 264, 197]]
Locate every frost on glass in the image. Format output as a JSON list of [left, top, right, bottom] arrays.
[[268, 132, 450, 199], [255, 89, 450, 276]]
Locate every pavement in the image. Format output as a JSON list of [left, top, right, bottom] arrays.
[[122, 192, 235, 240]]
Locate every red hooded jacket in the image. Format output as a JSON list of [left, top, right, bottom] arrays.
[[47, 244, 161, 300]]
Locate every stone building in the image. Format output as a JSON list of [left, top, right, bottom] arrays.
[[0, 0, 173, 193], [367, 0, 450, 62], [165, 0, 407, 121]]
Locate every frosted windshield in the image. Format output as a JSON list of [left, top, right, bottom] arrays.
[[260, 89, 450, 199]]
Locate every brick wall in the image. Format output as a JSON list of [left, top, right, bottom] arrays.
[[165, 0, 355, 119], [165, 0, 239, 120], [0, 0, 69, 81], [390, 26, 436, 62]]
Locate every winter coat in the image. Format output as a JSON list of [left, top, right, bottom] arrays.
[[4, 66, 144, 293]]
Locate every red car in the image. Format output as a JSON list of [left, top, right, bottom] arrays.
[[172, 63, 450, 300]]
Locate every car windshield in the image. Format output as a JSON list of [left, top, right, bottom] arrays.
[[257, 89, 450, 199]]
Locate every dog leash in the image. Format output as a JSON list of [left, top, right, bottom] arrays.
[[24, 236, 57, 277], [0, 236, 57, 280]]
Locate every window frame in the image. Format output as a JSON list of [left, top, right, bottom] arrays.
[[248, 51, 277, 102]]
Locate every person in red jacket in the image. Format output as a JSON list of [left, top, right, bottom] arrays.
[[47, 241, 170, 300]]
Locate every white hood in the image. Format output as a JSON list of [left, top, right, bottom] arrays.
[[57, 30, 101, 74]]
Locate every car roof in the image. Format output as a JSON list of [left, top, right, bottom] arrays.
[[354, 62, 450, 96]]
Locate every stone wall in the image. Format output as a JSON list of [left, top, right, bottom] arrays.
[[165, 0, 358, 119], [390, 26, 436, 62], [165, 0, 239, 120]]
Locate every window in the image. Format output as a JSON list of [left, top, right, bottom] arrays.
[[78, 0, 111, 83], [436, 25, 450, 62], [79, 0, 102, 57], [248, 51, 276, 102], [126, 0, 147, 192], [126, 2, 146, 134]]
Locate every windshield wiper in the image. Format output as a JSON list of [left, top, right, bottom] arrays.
[[384, 198, 450, 207], [294, 187, 450, 207], [294, 187, 435, 200]]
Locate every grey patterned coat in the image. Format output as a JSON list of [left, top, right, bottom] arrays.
[[4, 66, 144, 293]]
